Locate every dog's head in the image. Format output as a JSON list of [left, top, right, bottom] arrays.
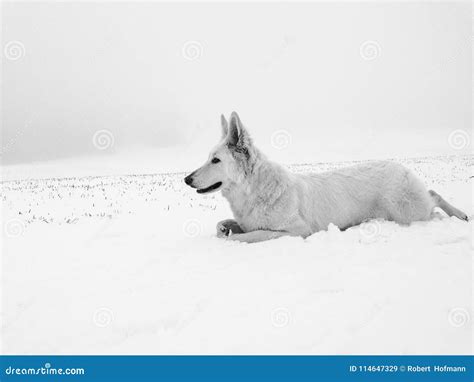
[[184, 112, 255, 194]]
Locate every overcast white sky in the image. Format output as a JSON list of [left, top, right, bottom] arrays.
[[1, 1, 471, 175]]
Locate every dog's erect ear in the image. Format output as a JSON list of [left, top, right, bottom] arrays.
[[220, 114, 228, 139], [227, 112, 253, 162], [227, 111, 249, 148]]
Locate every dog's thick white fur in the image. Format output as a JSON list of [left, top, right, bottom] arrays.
[[184, 112, 468, 243]]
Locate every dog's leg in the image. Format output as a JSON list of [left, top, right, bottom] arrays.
[[216, 219, 244, 238], [429, 190, 469, 221], [228, 230, 298, 243]]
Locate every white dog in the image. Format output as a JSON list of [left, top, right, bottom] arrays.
[[184, 112, 468, 243]]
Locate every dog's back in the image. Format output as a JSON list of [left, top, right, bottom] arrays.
[[295, 161, 433, 231]]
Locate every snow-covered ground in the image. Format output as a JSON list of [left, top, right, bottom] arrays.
[[1, 155, 472, 354]]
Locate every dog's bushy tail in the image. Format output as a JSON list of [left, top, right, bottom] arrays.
[[429, 190, 469, 221]]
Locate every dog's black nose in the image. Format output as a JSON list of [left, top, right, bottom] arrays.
[[184, 175, 193, 185]]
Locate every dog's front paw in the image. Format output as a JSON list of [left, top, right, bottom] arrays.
[[216, 222, 231, 238]]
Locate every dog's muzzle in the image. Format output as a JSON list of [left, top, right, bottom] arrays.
[[184, 174, 193, 186]]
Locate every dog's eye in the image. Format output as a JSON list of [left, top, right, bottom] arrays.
[[211, 158, 220, 164]]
